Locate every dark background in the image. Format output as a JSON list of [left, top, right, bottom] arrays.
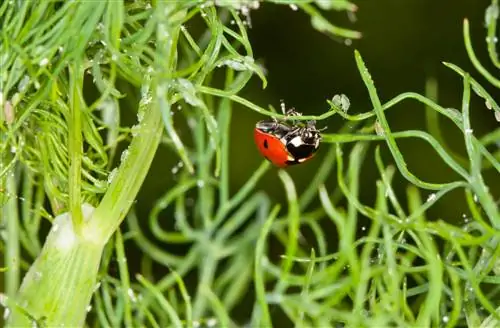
[[144, 0, 498, 223]]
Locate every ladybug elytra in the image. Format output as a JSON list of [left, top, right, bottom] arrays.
[[254, 109, 322, 167]]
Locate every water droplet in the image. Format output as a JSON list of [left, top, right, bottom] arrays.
[[465, 128, 473, 134], [131, 124, 140, 137], [486, 36, 499, 43], [34, 271, 42, 281], [93, 282, 101, 293], [39, 58, 49, 66], [374, 120, 384, 136], [0, 293, 8, 306], [52, 223, 59, 232], [427, 193, 437, 202], [197, 180, 205, 188], [344, 39, 352, 46], [220, 58, 247, 71], [495, 111, 500, 122], [206, 318, 218, 327], [108, 168, 118, 184], [171, 166, 179, 174], [485, 3, 499, 25], [473, 194, 478, 203], [188, 118, 197, 129], [86, 305, 92, 312], [3, 307, 10, 320], [241, 5, 250, 16], [120, 149, 129, 162], [127, 288, 137, 302], [18, 75, 30, 92], [177, 78, 203, 107], [289, 4, 298, 11], [11, 93, 20, 106]]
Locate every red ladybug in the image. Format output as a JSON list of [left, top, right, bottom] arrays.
[[254, 110, 322, 167]]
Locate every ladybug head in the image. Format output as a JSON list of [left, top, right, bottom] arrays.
[[284, 123, 322, 163]]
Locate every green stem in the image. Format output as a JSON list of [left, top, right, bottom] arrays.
[[87, 87, 164, 244], [68, 64, 83, 232], [4, 161, 20, 298]]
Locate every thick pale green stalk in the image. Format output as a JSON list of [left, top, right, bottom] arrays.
[[6, 204, 100, 326]]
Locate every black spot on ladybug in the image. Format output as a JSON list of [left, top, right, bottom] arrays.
[[263, 139, 269, 149]]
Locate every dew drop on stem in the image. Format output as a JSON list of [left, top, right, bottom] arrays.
[[374, 120, 384, 136], [39, 58, 49, 67], [495, 111, 500, 122], [0, 293, 7, 307], [120, 149, 129, 162], [18, 75, 30, 92], [107, 168, 118, 184], [206, 318, 218, 327], [3, 308, 10, 320]]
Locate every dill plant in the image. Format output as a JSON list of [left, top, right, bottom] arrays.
[[0, 1, 499, 328]]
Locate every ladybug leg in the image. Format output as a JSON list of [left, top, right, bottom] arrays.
[[280, 99, 287, 115]]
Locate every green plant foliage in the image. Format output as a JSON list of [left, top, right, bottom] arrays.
[[0, 0, 499, 327]]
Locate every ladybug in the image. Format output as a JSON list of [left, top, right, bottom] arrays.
[[254, 110, 322, 167]]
